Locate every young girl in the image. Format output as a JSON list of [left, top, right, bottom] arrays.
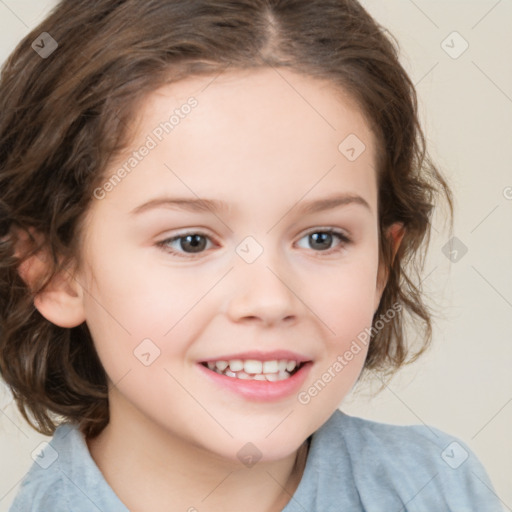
[[0, 1, 503, 511]]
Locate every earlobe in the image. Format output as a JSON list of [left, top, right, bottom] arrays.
[[33, 268, 86, 328], [15, 228, 86, 328]]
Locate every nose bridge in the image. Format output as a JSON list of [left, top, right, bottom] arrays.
[[226, 233, 300, 325]]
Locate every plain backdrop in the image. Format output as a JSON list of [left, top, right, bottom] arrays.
[[0, 1, 511, 510]]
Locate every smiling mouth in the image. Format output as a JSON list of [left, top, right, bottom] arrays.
[[200, 359, 307, 381]]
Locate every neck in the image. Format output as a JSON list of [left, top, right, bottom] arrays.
[[86, 396, 310, 512]]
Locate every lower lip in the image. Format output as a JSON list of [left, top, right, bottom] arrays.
[[197, 362, 312, 401]]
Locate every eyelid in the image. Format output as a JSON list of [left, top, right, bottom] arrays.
[[156, 226, 352, 259], [299, 226, 351, 241], [294, 227, 352, 254], [155, 229, 217, 258]]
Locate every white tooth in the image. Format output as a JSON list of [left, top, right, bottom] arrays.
[[286, 360, 297, 372], [265, 373, 279, 382], [262, 360, 279, 373], [278, 369, 289, 380], [237, 371, 251, 380], [244, 359, 263, 374], [229, 359, 244, 372], [225, 370, 237, 378], [278, 360, 288, 372], [207, 362, 215, 370], [253, 374, 266, 380], [215, 360, 228, 371]]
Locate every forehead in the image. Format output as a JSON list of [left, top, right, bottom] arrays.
[[94, 67, 378, 219], [138, 67, 376, 160]]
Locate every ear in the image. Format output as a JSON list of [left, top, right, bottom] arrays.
[[14, 227, 86, 328], [374, 222, 405, 312]]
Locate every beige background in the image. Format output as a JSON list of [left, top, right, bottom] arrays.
[[0, 0, 511, 510]]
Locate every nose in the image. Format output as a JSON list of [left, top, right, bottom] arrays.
[[225, 251, 302, 327]]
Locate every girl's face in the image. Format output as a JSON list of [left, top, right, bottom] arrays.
[[77, 68, 384, 462]]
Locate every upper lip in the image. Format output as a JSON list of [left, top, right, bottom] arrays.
[[199, 350, 312, 363]]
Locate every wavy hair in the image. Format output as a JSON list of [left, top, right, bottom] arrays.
[[0, 0, 452, 438]]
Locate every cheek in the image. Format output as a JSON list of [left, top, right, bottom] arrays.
[[309, 254, 379, 338], [295, 262, 377, 429], [80, 223, 379, 380], [82, 234, 206, 331], [80, 248, 235, 394], [79, 248, 197, 382]]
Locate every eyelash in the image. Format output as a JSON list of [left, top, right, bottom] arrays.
[[155, 228, 352, 259]]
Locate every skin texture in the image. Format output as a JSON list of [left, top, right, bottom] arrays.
[[23, 67, 403, 511]]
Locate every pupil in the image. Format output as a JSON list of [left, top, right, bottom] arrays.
[[179, 233, 332, 253], [182, 234, 206, 253], [310, 232, 331, 250]]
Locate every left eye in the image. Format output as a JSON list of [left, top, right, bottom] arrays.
[[156, 229, 351, 258], [296, 229, 351, 253], [156, 232, 214, 257]]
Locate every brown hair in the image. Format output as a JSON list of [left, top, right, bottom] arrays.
[[0, 0, 452, 439]]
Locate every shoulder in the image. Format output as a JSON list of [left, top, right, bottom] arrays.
[[9, 423, 76, 512], [9, 422, 128, 512], [309, 409, 504, 510], [331, 409, 460, 461]]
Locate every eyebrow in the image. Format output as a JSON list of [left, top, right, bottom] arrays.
[[129, 193, 371, 216]]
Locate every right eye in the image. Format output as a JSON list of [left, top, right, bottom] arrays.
[[155, 227, 352, 259]]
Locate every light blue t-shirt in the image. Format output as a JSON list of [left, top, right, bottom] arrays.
[[9, 409, 504, 511]]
